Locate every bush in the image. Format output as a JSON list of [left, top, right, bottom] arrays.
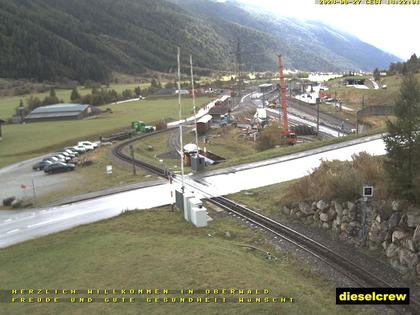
[[256, 125, 283, 151], [282, 152, 387, 204]]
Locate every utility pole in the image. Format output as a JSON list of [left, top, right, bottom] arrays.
[[190, 55, 199, 155], [316, 97, 320, 135], [129, 145, 136, 176], [236, 37, 242, 105], [177, 47, 185, 192]]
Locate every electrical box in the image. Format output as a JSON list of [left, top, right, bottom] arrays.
[[190, 206, 208, 227], [183, 192, 195, 222], [191, 155, 205, 172], [175, 189, 184, 211]]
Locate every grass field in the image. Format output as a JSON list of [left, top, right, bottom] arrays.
[[0, 207, 368, 315], [129, 126, 259, 172], [326, 73, 420, 110], [127, 125, 385, 175], [0, 83, 154, 120], [0, 96, 213, 168]]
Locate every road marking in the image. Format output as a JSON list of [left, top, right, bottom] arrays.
[[6, 229, 19, 234]]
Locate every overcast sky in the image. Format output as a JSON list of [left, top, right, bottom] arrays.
[[229, 0, 419, 60]]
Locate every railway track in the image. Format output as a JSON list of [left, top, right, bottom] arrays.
[[112, 130, 420, 314]]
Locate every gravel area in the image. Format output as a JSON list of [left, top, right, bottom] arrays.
[[0, 155, 82, 202]]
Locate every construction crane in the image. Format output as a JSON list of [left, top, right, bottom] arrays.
[[278, 55, 297, 145]]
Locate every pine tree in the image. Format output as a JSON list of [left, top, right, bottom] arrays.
[[373, 68, 380, 81], [70, 87, 81, 101], [49, 88, 57, 98], [383, 73, 420, 201]]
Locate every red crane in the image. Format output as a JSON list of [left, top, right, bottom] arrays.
[[278, 55, 297, 145]]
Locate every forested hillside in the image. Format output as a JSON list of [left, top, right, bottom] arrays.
[[0, 0, 401, 83]]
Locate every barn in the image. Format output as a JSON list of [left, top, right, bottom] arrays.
[[196, 114, 212, 135], [25, 104, 95, 123]]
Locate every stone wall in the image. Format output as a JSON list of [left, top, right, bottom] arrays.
[[283, 199, 420, 277]]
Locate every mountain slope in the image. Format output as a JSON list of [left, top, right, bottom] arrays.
[[0, 0, 286, 82], [0, 0, 401, 82], [172, 0, 400, 71]]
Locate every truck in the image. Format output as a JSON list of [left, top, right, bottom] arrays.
[[131, 121, 156, 133]]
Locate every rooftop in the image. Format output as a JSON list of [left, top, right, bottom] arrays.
[[30, 104, 89, 114]]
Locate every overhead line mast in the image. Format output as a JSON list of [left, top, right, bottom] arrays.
[[277, 55, 297, 145], [177, 47, 185, 192], [190, 55, 199, 155]]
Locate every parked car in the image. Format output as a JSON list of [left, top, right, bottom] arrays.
[[78, 142, 96, 150], [56, 154, 71, 162], [32, 160, 53, 171], [58, 151, 75, 159], [43, 156, 66, 164], [72, 145, 87, 153], [63, 148, 79, 156], [44, 162, 75, 174]]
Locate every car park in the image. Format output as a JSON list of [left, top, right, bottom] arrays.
[[32, 160, 53, 171], [44, 162, 75, 174]]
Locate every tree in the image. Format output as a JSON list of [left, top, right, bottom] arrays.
[[134, 86, 141, 97], [373, 68, 380, 81], [70, 87, 81, 101], [383, 73, 420, 201], [49, 88, 56, 98]]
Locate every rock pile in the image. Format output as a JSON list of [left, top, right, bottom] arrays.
[[284, 199, 420, 276]]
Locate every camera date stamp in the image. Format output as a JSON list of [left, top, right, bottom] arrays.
[[317, 0, 419, 5]]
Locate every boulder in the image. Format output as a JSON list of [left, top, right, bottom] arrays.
[[311, 202, 317, 211], [347, 201, 356, 212], [388, 212, 401, 230], [2, 196, 16, 207], [399, 248, 418, 269], [316, 200, 329, 212], [224, 231, 232, 238], [322, 222, 330, 229], [392, 200, 401, 212], [386, 243, 399, 258], [282, 206, 291, 216], [333, 216, 342, 227], [398, 214, 408, 228], [340, 223, 349, 232], [400, 237, 416, 252], [413, 225, 420, 251], [375, 215, 382, 223], [298, 202, 314, 215], [319, 212, 331, 222], [392, 228, 409, 243], [406, 212, 420, 228], [334, 201, 343, 217]]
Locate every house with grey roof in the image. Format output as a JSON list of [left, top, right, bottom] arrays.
[[25, 104, 95, 123]]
